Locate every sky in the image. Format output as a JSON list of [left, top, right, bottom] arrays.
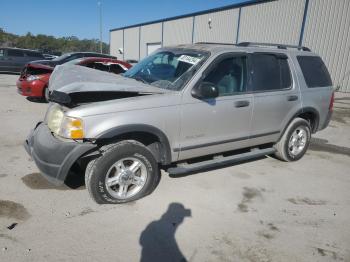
[[0, 0, 248, 43]]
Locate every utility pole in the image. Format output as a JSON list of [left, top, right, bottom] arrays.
[[98, 1, 102, 53]]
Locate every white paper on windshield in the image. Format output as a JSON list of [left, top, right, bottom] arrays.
[[178, 55, 201, 65]]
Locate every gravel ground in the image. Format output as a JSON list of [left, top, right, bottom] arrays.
[[0, 73, 349, 262]]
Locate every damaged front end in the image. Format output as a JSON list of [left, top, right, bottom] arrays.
[[47, 64, 170, 107]]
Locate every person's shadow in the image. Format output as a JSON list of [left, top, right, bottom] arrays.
[[139, 203, 192, 262]]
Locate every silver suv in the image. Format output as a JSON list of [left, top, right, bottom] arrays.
[[24, 42, 334, 204]]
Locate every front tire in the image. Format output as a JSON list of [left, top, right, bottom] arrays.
[[274, 118, 311, 162], [85, 140, 160, 204], [44, 87, 50, 102]]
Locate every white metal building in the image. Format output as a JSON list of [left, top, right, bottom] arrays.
[[110, 0, 350, 92]]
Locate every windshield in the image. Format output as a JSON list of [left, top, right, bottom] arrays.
[[123, 49, 209, 90], [52, 53, 72, 62], [64, 58, 84, 65]]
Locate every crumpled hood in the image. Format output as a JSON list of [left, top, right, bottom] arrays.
[[49, 64, 169, 94]]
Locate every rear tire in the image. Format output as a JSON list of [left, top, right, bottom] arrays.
[[85, 140, 160, 204], [274, 118, 311, 162]]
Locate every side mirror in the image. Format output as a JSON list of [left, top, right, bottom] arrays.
[[192, 81, 219, 99]]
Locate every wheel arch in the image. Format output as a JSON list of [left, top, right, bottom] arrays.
[[96, 124, 172, 165], [279, 107, 319, 140]]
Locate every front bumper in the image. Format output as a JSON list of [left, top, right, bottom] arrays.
[[16, 79, 46, 97], [24, 122, 97, 185]]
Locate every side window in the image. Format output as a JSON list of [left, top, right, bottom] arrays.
[[252, 54, 292, 92], [24, 51, 43, 58], [7, 49, 24, 57], [297, 56, 332, 87], [203, 56, 247, 96], [110, 63, 126, 74], [85, 62, 112, 73], [0, 49, 4, 57], [64, 54, 80, 62]]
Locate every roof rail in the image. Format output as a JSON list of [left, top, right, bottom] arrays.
[[237, 42, 311, 51], [195, 42, 236, 46]]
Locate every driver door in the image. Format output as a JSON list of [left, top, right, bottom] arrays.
[[178, 53, 253, 160]]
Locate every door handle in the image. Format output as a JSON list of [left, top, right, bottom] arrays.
[[234, 100, 250, 108], [287, 95, 298, 101]]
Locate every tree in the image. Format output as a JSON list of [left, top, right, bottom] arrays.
[[0, 29, 110, 54]]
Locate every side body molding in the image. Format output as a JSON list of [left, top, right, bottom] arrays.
[[96, 124, 172, 165]]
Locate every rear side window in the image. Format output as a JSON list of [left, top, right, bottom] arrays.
[[297, 56, 332, 87], [252, 53, 292, 92], [7, 49, 24, 57], [24, 51, 43, 58]]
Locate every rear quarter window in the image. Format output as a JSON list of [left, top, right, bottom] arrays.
[[297, 56, 332, 87]]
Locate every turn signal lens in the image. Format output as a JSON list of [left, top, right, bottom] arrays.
[[70, 129, 84, 139], [59, 116, 84, 139]]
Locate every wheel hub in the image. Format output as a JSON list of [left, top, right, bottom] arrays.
[[104, 157, 148, 200], [120, 170, 134, 185], [289, 127, 307, 156]]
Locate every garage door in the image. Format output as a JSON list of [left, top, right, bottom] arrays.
[[147, 43, 161, 56]]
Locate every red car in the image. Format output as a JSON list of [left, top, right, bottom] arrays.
[[17, 57, 132, 100]]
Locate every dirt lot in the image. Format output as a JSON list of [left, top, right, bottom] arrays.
[[0, 73, 349, 262]]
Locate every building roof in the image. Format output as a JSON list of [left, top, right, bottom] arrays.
[[110, 0, 272, 32]]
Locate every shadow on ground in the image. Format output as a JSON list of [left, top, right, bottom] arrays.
[[309, 138, 350, 157], [26, 97, 47, 103], [22, 171, 85, 190], [139, 203, 191, 262]]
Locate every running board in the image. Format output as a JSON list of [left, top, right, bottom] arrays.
[[167, 147, 276, 175]]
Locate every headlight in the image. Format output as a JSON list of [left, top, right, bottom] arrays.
[[58, 116, 84, 139], [47, 105, 84, 139], [26, 75, 39, 82], [47, 104, 64, 134]]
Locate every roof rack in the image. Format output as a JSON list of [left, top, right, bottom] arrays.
[[237, 42, 311, 51], [195, 42, 236, 46]]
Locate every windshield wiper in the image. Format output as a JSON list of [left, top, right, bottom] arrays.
[[132, 76, 148, 84]]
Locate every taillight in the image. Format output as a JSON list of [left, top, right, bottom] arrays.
[[329, 92, 334, 112]]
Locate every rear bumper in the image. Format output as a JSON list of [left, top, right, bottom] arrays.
[[24, 122, 97, 185], [318, 110, 333, 131]]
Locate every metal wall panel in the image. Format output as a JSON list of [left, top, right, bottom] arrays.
[[239, 0, 305, 45], [110, 30, 123, 58], [194, 9, 239, 44], [163, 17, 193, 46], [303, 0, 350, 92], [140, 23, 162, 59], [124, 27, 140, 61]]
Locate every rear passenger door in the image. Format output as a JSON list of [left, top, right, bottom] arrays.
[[249, 53, 302, 145]]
